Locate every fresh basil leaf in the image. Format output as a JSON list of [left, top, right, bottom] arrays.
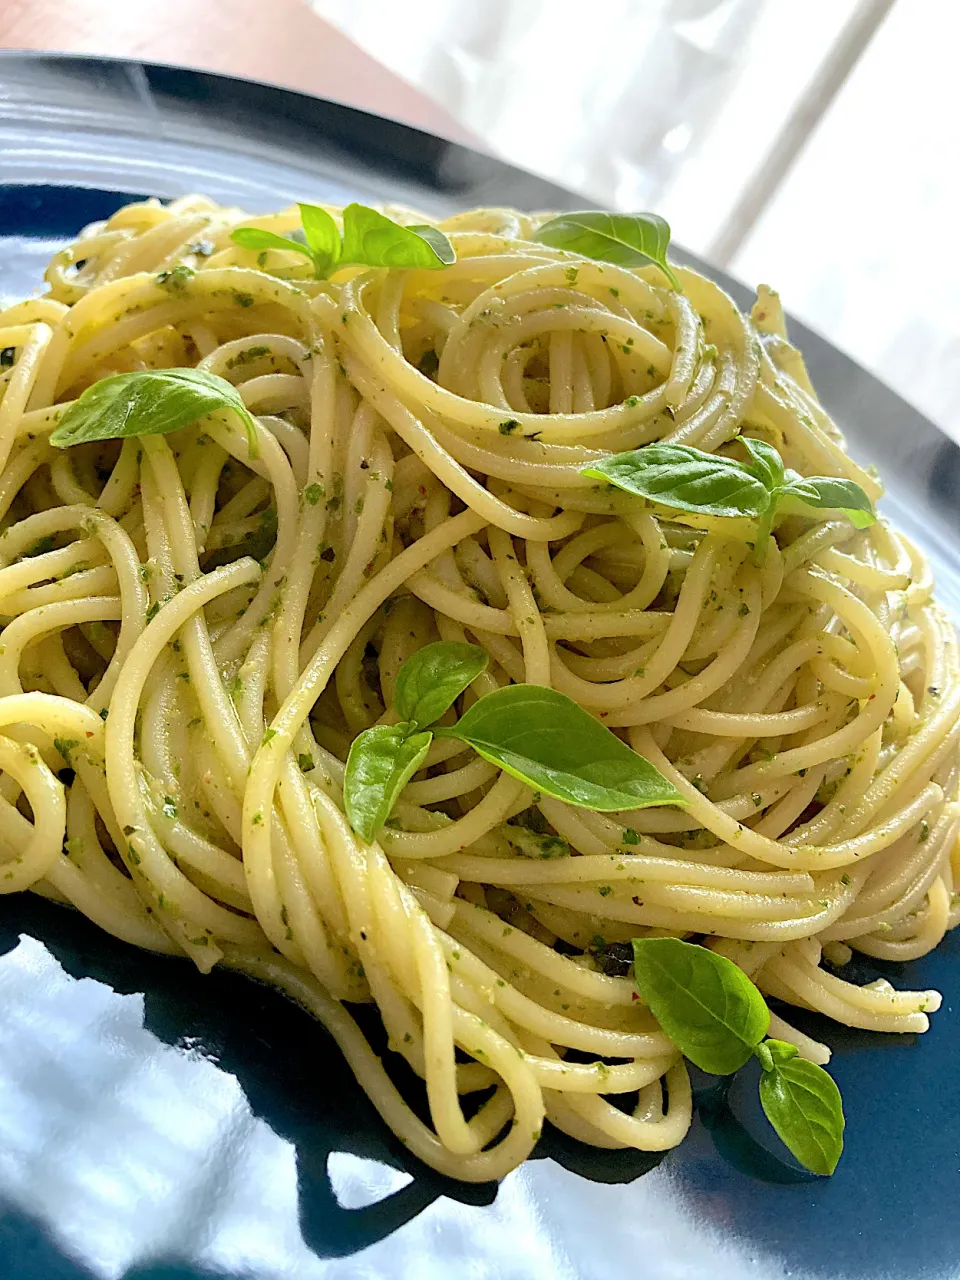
[[766, 1038, 800, 1066], [233, 208, 339, 278], [340, 203, 455, 271], [394, 641, 489, 730], [738, 439, 783, 560], [532, 211, 679, 289], [406, 224, 457, 265], [631, 938, 770, 1075], [758, 1055, 845, 1176], [754, 1037, 800, 1072], [297, 203, 341, 273], [232, 203, 452, 279], [779, 474, 877, 529], [230, 226, 317, 268], [436, 684, 685, 811], [49, 368, 260, 457], [584, 439, 876, 548], [583, 443, 771, 520], [754, 1041, 774, 1072], [343, 723, 433, 842], [740, 436, 784, 491]]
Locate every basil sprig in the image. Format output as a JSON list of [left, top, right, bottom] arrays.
[[756, 1043, 845, 1177], [49, 368, 260, 456], [343, 641, 684, 842], [434, 684, 681, 810], [343, 724, 433, 842], [632, 938, 844, 1175], [632, 936, 769, 1075], [231, 202, 455, 279], [584, 437, 876, 556], [394, 640, 489, 729], [532, 211, 679, 289]]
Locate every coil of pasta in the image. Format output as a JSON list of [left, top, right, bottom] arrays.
[[0, 195, 955, 1180]]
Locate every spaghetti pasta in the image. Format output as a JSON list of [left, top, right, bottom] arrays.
[[0, 194, 955, 1179]]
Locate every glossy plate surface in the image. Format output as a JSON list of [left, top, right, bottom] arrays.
[[1, 53, 959, 1280]]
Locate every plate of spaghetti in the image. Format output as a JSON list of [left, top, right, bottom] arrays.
[[1, 54, 959, 1280]]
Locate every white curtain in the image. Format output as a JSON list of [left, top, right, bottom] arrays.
[[314, 0, 770, 207], [314, 0, 960, 439]]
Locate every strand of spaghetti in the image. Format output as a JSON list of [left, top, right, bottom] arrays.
[[323, 282, 669, 442], [0, 323, 53, 473], [222, 946, 543, 1182], [0, 731, 66, 892], [341, 351, 582, 541], [104, 556, 262, 967], [242, 509, 487, 929]]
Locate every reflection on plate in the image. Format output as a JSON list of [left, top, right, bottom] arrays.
[[4, 867, 960, 1280]]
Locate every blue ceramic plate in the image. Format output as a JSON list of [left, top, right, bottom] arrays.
[[2, 52, 959, 1280]]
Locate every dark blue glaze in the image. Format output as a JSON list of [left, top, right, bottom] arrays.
[[1, 59, 959, 1278]]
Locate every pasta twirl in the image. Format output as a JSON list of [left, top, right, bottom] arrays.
[[0, 194, 954, 1180]]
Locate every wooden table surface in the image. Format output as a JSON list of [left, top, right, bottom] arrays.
[[0, 0, 477, 147]]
